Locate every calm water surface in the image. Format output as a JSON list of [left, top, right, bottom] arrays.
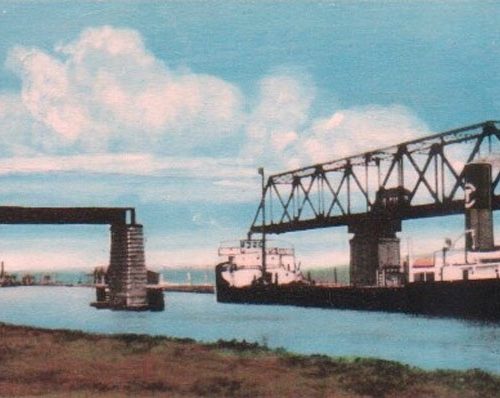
[[0, 287, 499, 373]]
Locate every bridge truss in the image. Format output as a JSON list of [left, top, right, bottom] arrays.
[[250, 120, 500, 235]]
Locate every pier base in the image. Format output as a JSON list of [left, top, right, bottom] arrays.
[[92, 285, 164, 311], [91, 223, 164, 311]]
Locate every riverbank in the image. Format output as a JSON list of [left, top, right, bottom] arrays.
[[0, 322, 498, 397]]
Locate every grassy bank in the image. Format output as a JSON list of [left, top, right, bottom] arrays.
[[0, 323, 498, 397]]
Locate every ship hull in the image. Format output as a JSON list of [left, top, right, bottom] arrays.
[[215, 266, 500, 320]]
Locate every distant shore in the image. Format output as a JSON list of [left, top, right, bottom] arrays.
[[1, 283, 215, 293], [0, 322, 498, 397]]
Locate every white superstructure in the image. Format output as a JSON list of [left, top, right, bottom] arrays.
[[218, 239, 305, 287], [410, 246, 500, 283]]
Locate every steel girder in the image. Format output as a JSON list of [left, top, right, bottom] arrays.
[[250, 120, 500, 235]]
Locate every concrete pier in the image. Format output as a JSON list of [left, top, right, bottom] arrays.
[[107, 224, 148, 309], [464, 163, 494, 251], [349, 219, 401, 286], [92, 223, 164, 311]]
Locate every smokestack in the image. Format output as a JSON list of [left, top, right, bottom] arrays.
[[464, 162, 494, 251]]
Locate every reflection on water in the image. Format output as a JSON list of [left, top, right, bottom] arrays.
[[0, 286, 499, 373]]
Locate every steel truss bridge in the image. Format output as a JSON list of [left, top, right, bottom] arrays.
[[250, 120, 500, 235]]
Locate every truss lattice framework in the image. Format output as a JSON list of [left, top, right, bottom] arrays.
[[250, 121, 500, 235]]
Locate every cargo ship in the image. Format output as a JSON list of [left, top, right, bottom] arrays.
[[215, 238, 500, 320], [215, 162, 500, 321]]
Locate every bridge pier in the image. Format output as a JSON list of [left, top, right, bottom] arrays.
[[107, 223, 149, 309], [464, 163, 494, 251], [349, 219, 401, 286]]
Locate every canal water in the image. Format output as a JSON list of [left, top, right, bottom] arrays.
[[0, 286, 499, 374]]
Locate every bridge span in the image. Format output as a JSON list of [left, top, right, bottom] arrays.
[[0, 206, 135, 225], [249, 120, 500, 285]]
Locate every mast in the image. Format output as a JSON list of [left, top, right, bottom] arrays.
[[258, 167, 267, 279]]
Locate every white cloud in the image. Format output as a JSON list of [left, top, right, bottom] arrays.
[[6, 46, 90, 142], [0, 153, 255, 178], [0, 93, 57, 156], [0, 25, 433, 213], [0, 152, 263, 204], [2, 25, 431, 174], [271, 130, 299, 152], [295, 104, 430, 166], [241, 74, 315, 169], [5, 26, 243, 153], [239, 80, 430, 172]]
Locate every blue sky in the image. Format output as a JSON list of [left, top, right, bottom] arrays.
[[0, 1, 499, 270]]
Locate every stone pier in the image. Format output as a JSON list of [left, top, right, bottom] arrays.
[[107, 223, 149, 309]]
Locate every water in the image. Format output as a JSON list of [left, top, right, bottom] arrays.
[[160, 269, 214, 285], [0, 286, 499, 374]]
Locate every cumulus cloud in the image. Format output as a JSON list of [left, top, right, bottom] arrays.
[[241, 74, 315, 169], [0, 25, 432, 190], [235, 74, 430, 172], [300, 105, 430, 163], [245, 103, 431, 171], [5, 26, 243, 153], [0, 93, 59, 156]]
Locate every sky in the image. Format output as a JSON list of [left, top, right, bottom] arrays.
[[0, 1, 499, 271]]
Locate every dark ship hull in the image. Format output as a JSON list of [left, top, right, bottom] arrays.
[[215, 265, 500, 321]]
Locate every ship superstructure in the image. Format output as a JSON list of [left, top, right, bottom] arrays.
[[217, 239, 305, 287]]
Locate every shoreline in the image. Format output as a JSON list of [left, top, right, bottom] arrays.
[[0, 322, 499, 397]]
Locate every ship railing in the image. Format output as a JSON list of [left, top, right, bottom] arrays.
[[218, 247, 294, 256], [219, 239, 295, 256]]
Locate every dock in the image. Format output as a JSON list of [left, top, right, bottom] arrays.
[[160, 284, 214, 294]]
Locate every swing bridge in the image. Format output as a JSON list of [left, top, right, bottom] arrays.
[[249, 120, 500, 284]]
